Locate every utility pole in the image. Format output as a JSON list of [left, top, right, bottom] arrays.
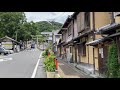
[[47, 21, 55, 52], [52, 31, 54, 52], [37, 36, 38, 47], [15, 31, 17, 41]]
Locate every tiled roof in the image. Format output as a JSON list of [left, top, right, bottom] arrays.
[[97, 23, 120, 34], [0, 36, 20, 44], [86, 32, 120, 46]]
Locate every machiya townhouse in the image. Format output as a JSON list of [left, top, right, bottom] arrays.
[[57, 12, 120, 76]]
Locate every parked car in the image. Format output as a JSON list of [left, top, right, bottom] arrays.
[[7, 50, 14, 54], [0, 47, 9, 55], [31, 43, 35, 49], [3, 47, 14, 54]]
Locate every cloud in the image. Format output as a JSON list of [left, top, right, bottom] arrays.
[[24, 12, 74, 23]]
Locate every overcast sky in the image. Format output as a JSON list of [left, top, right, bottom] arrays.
[[24, 12, 74, 24]]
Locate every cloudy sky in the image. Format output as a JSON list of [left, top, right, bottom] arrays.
[[24, 12, 74, 24]]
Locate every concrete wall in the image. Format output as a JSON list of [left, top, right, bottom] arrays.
[[115, 16, 120, 23], [90, 12, 111, 30], [94, 12, 111, 29]]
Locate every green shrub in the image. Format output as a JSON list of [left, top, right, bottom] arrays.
[[106, 43, 119, 78], [45, 48, 49, 56], [42, 48, 49, 57], [117, 67, 120, 78], [44, 53, 56, 72], [42, 51, 46, 57], [50, 51, 56, 58]]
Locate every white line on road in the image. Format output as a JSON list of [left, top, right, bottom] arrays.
[[0, 58, 13, 62], [31, 51, 43, 78]]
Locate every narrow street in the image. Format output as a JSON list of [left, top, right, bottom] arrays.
[[0, 49, 46, 78], [1, 12, 120, 78]]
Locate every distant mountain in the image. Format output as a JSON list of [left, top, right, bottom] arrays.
[[36, 21, 63, 33]]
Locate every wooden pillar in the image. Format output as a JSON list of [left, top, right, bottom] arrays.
[[110, 12, 115, 24], [92, 12, 96, 74], [116, 36, 120, 63], [87, 46, 89, 64]]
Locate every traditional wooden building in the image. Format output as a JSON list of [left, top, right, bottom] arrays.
[[86, 12, 120, 74], [58, 12, 117, 75], [0, 36, 20, 51], [58, 16, 73, 62]]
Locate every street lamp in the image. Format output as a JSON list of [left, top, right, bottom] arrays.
[[46, 21, 55, 52]]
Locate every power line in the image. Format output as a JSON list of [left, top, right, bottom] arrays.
[[53, 12, 65, 19], [47, 12, 65, 21]]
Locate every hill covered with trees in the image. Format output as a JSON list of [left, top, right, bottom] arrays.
[[0, 12, 63, 42], [36, 21, 63, 33]]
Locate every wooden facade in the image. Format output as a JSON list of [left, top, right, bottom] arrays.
[[86, 12, 120, 74], [57, 12, 120, 75]]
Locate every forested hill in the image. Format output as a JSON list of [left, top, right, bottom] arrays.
[[36, 21, 63, 33], [0, 12, 63, 41]]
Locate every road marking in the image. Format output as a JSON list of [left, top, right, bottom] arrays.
[[0, 58, 13, 62], [0, 59, 4, 62], [31, 51, 43, 78], [3, 58, 13, 61]]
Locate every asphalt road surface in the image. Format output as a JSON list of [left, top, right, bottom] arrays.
[[0, 49, 45, 78]]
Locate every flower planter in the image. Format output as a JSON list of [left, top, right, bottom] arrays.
[[46, 71, 56, 78]]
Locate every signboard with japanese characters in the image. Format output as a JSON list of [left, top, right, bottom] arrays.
[[2, 42, 13, 49]]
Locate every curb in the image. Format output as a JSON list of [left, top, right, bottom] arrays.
[[46, 72, 55, 78], [46, 71, 61, 78], [31, 51, 43, 78]]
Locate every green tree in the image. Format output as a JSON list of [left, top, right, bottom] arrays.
[[35, 21, 62, 33], [0, 12, 62, 43], [0, 12, 26, 38], [107, 43, 119, 78]]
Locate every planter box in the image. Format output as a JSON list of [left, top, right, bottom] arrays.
[[46, 71, 56, 78]]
